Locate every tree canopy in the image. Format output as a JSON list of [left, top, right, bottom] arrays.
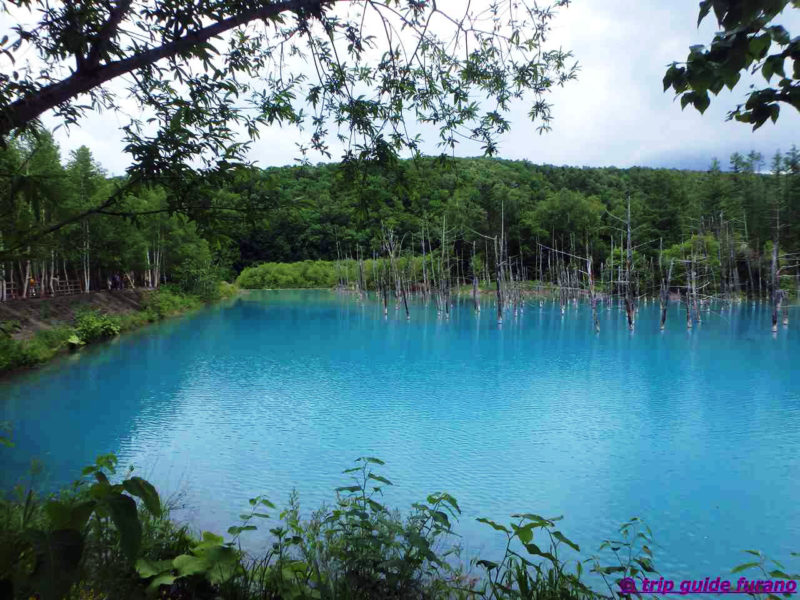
[[0, 1, 576, 164], [0, 0, 577, 249], [664, 0, 799, 128]]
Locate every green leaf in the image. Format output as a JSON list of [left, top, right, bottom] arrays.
[[435, 493, 461, 514], [524, 543, 557, 562], [67, 500, 96, 531], [510, 513, 554, 525], [198, 531, 225, 546], [516, 523, 535, 544], [749, 33, 771, 59], [553, 530, 580, 552], [767, 25, 790, 45], [693, 91, 711, 113], [762, 58, 775, 81], [769, 570, 792, 579], [360, 456, 385, 465], [173, 553, 209, 577], [635, 557, 657, 573], [595, 565, 626, 574], [123, 477, 162, 517], [431, 510, 451, 528], [476, 559, 499, 570], [697, 1, 712, 26], [227, 525, 257, 535], [476, 517, 510, 533], [722, 68, 741, 89], [335, 485, 361, 493], [663, 66, 675, 91], [764, 54, 786, 80], [146, 573, 178, 593], [136, 557, 174, 578], [368, 473, 393, 486], [732, 561, 761, 573], [107, 493, 142, 561]]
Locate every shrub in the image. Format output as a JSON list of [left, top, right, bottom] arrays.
[[75, 310, 121, 343], [0, 454, 187, 600], [218, 281, 239, 300], [236, 261, 337, 289], [172, 256, 228, 302], [0, 334, 27, 371], [142, 286, 202, 318], [0, 326, 75, 372]]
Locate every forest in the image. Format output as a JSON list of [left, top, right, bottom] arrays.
[[3, 130, 799, 312]]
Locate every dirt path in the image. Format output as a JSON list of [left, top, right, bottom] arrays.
[[0, 290, 151, 339]]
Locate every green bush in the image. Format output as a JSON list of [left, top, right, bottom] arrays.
[[236, 256, 446, 291], [218, 281, 239, 300], [0, 335, 28, 371], [142, 286, 203, 318], [75, 310, 121, 343], [236, 261, 337, 289], [0, 326, 75, 372], [172, 256, 229, 301], [0, 454, 190, 600]]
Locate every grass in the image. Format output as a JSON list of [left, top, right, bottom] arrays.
[[0, 284, 235, 375]]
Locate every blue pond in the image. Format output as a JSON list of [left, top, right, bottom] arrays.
[[1, 290, 799, 580]]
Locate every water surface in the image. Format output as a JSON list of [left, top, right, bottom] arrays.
[[1, 290, 799, 579]]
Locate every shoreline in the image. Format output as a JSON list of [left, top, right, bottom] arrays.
[[0, 286, 238, 378]]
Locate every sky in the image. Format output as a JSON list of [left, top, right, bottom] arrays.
[[30, 0, 800, 174]]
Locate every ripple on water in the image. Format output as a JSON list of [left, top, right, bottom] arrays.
[[1, 291, 799, 581]]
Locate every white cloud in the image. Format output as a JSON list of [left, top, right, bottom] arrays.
[[35, 0, 800, 174]]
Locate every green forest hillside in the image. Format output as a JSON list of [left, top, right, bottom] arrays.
[[2, 131, 798, 301]]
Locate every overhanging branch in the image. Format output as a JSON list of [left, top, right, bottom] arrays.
[[0, 0, 328, 138]]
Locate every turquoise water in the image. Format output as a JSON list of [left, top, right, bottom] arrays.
[[1, 290, 799, 580]]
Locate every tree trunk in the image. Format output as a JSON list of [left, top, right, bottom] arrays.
[[771, 239, 780, 332], [624, 196, 635, 331], [659, 260, 673, 331], [494, 237, 503, 325], [588, 256, 599, 334], [21, 260, 30, 299]]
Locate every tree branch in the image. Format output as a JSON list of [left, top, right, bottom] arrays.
[[85, 0, 134, 70], [0, 0, 328, 138]]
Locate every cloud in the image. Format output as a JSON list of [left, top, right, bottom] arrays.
[[41, 0, 800, 174]]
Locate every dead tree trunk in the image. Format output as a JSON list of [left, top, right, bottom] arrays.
[[771, 238, 780, 332], [660, 260, 673, 331], [588, 256, 599, 334], [624, 196, 635, 331], [494, 236, 503, 325], [471, 242, 480, 313]]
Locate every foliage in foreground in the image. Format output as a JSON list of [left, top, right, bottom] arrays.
[[1, 452, 797, 600]]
